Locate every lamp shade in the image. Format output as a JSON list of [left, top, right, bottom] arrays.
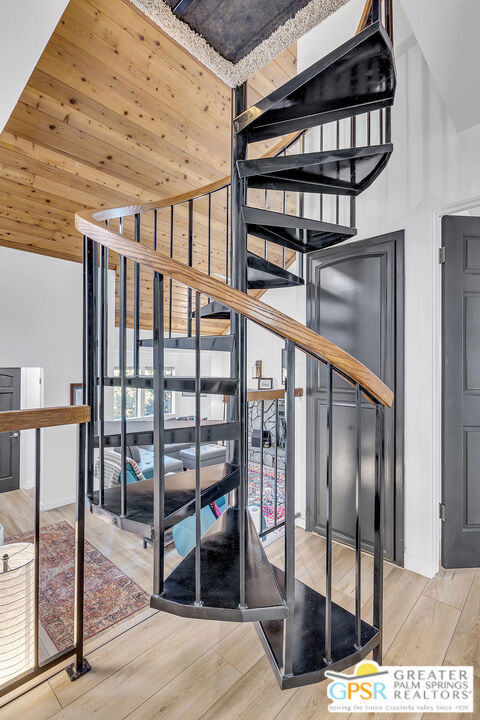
[[0, 542, 34, 685]]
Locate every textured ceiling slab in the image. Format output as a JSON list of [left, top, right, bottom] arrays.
[[130, 0, 350, 87]]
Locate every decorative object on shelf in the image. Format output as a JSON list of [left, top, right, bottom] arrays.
[[70, 383, 83, 406], [0, 542, 34, 684], [258, 377, 273, 390], [252, 360, 262, 379]]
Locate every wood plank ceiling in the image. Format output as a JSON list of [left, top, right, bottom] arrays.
[[0, 0, 297, 334]]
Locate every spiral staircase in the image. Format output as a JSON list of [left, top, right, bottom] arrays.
[[76, 1, 396, 690]]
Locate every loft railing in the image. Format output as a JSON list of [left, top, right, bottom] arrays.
[[0, 405, 90, 699]]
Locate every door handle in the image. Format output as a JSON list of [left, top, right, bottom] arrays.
[[9, 432, 19, 439]]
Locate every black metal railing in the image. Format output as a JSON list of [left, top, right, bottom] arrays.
[[0, 407, 90, 699]]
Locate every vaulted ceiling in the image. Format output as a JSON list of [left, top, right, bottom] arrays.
[[0, 0, 297, 263]]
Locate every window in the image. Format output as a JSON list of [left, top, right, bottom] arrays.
[[113, 367, 174, 419]]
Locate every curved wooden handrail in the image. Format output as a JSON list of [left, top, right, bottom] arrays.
[[0, 405, 90, 432], [75, 210, 393, 407]]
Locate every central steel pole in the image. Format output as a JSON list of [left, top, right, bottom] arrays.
[[230, 83, 248, 608]]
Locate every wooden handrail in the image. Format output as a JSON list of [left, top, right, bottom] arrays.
[[75, 211, 393, 407], [247, 388, 303, 402], [0, 405, 90, 432]]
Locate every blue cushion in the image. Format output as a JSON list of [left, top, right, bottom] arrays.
[[173, 496, 227, 557]]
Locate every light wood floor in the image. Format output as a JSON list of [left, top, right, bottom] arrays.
[[0, 491, 479, 720]]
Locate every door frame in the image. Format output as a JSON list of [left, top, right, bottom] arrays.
[[305, 232, 405, 566], [434, 193, 480, 572]]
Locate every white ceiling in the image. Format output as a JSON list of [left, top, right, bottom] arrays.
[[0, 0, 69, 133], [400, 0, 480, 132]]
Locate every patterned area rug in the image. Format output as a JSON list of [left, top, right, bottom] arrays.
[[248, 462, 285, 528], [8, 521, 149, 651]]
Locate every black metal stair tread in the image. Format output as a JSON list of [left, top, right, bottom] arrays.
[[139, 335, 235, 352], [258, 566, 379, 689], [234, 21, 395, 141], [243, 206, 356, 253], [192, 300, 231, 320], [94, 418, 240, 449], [89, 463, 240, 535], [247, 251, 304, 289], [239, 144, 393, 197], [151, 506, 287, 621], [103, 375, 238, 395]]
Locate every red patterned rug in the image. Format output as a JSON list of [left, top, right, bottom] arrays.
[[7, 521, 149, 651]]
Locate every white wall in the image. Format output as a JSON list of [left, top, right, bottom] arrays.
[[295, 0, 480, 576], [0, 0, 70, 132], [0, 247, 83, 509], [20, 367, 44, 490]]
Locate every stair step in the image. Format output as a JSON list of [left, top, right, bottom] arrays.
[[243, 206, 356, 253], [238, 144, 393, 196], [89, 463, 240, 538], [192, 300, 231, 320], [103, 375, 238, 396], [94, 418, 239, 450], [151, 506, 287, 621], [139, 335, 235, 352], [234, 21, 395, 142], [258, 566, 380, 690], [246, 251, 304, 290]]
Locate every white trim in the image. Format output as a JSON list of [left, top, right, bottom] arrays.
[[40, 495, 76, 512], [432, 192, 480, 575], [130, 0, 349, 87]]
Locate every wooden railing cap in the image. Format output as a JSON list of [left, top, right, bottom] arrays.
[[0, 405, 90, 432]]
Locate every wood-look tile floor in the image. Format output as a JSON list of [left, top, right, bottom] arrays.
[[0, 492, 478, 720]]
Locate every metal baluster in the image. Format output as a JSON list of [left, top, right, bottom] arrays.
[[282, 185, 286, 269], [187, 199, 193, 337], [207, 193, 212, 301], [85, 238, 96, 499], [319, 126, 324, 221], [350, 118, 357, 228], [355, 384, 362, 648], [367, 112, 372, 146], [380, 109, 384, 145], [226, 187, 229, 284], [153, 269, 165, 595], [373, 403, 385, 663], [99, 237, 106, 508], [274, 398, 279, 526], [335, 120, 340, 225], [264, 190, 268, 260], [69, 422, 90, 678], [283, 339, 296, 676], [134, 213, 140, 376], [33, 428, 40, 668], [372, 0, 380, 22], [259, 399, 264, 529], [324, 363, 333, 664], [297, 133, 305, 279], [119, 218, 127, 518], [168, 207, 173, 338], [194, 291, 202, 605]]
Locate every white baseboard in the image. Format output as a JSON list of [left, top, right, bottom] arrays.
[[40, 495, 76, 512], [295, 514, 306, 529], [404, 550, 438, 579]]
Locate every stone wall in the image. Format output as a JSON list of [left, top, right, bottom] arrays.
[[247, 399, 286, 470]]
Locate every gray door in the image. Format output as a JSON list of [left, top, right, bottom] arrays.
[[306, 232, 404, 564], [442, 216, 480, 567], [0, 368, 21, 493]]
